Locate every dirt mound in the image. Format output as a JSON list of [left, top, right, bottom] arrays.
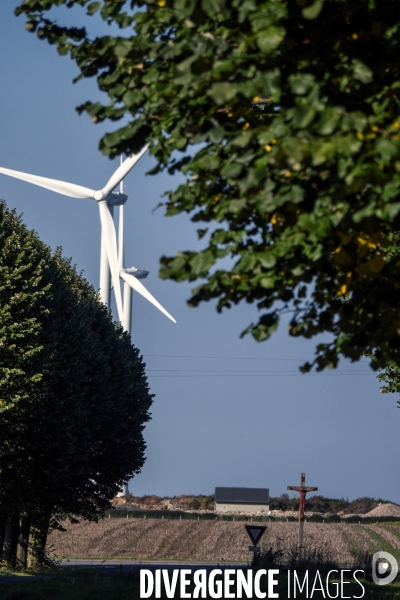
[[342, 497, 379, 515], [364, 503, 400, 518]]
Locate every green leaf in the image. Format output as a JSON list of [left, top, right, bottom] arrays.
[[255, 27, 285, 54], [189, 251, 215, 273], [235, 252, 256, 272], [252, 69, 281, 99], [86, 2, 101, 15], [352, 59, 373, 84], [209, 126, 225, 144], [201, 0, 225, 16], [302, 0, 324, 20], [221, 162, 243, 178], [292, 107, 315, 129], [207, 82, 240, 104], [382, 180, 400, 201], [312, 142, 335, 166], [259, 277, 276, 289], [289, 73, 315, 96], [122, 89, 144, 108], [258, 253, 277, 269], [316, 108, 340, 135], [375, 138, 398, 162], [230, 130, 253, 148], [113, 39, 133, 58], [251, 313, 280, 341]]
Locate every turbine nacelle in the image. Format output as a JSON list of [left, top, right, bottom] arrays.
[[95, 191, 128, 206], [107, 192, 128, 206], [123, 267, 149, 280]]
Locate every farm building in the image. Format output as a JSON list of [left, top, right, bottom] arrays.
[[215, 487, 269, 513]]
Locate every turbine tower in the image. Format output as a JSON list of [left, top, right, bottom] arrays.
[[0, 149, 177, 497], [116, 155, 148, 334]]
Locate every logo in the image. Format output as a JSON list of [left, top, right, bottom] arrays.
[[372, 551, 398, 586]]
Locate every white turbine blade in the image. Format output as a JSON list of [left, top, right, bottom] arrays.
[[98, 202, 124, 321], [0, 166, 95, 199], [101, 145, 149, 196], [120, 271, 176, 323]]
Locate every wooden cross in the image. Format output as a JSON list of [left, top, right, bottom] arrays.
[[287, 473, 318, 549]]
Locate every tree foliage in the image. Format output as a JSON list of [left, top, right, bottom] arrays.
[[14, 0, 400, 370], [270, 494, 349, 513], [378, 361, 400, 412], [378, 360, 400, 424], [0, 200, 153, 566]]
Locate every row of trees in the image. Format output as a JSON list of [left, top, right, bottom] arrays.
[[270, 494, 349, 514], [0, 201, 153, 568], [14, 0, 400, 377]]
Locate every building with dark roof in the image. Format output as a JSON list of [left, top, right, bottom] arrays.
[[215, 487, 269, 513]]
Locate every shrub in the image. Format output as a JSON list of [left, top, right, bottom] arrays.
[[348, 547, 374, 578], [196, 495, 215, 511], [139, 496, 162, 507], [286, 539, 338, 573], [252, 547, 284, 570], [176, 495, 200, 510]]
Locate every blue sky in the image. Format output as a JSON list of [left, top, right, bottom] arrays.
[[1, 3, 399, 503]]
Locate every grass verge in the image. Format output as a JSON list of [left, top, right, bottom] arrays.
[[363, 526, 400, 563]]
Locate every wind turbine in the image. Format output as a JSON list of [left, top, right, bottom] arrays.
[[0, 148, 176, 330]]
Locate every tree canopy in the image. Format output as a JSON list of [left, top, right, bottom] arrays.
[[15, 0, 400, 371], [0, 200, 153, 565]]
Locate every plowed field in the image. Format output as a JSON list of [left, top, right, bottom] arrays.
[[49, 519, 400, 563]]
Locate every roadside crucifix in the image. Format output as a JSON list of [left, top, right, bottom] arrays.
[[287, 473, 318, 551]]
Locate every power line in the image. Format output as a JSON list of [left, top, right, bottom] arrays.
[[146, 369, 370, 374], [148, 373, 374, 378], [144, 354, 305, 361], [143, 354, 373, 378], [143, 354, 369, 362]]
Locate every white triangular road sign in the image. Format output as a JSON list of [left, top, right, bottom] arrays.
[[245, 525, 267, 546]]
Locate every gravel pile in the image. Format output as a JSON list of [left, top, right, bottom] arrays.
[[364, 503, 400, 517]]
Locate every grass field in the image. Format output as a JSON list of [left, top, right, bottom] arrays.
[[0, 568, 399, 599]]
